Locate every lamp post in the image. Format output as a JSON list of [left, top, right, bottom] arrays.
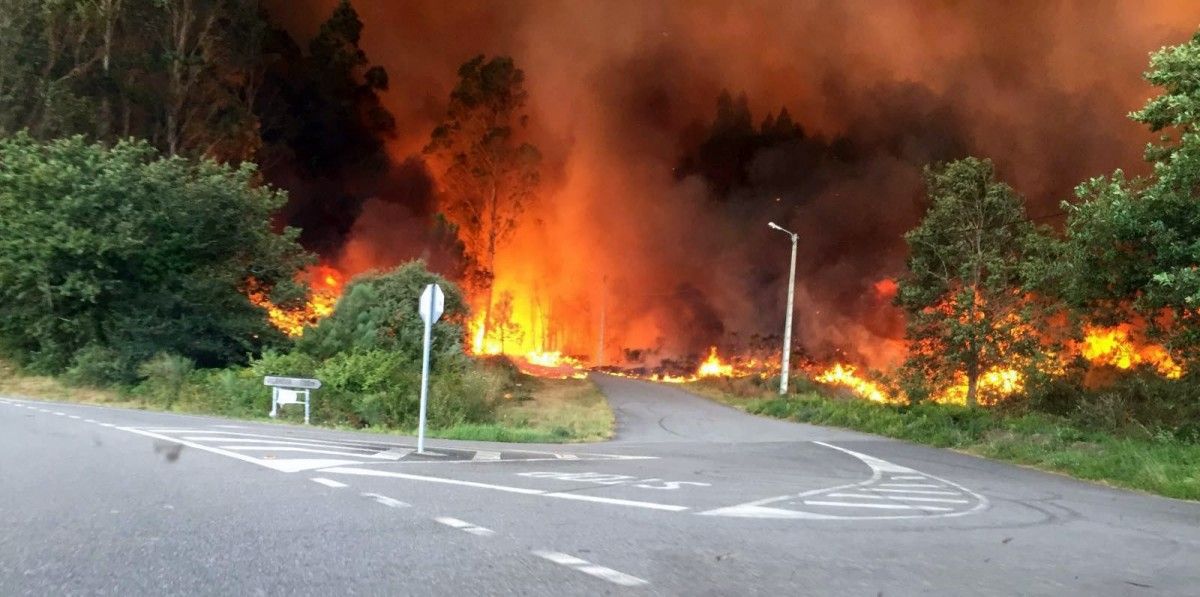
[[768, 221, 798, 395]]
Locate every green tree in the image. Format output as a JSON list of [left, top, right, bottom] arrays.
[[0, 133, 310, 378], [424, 55, 541, 334], [897, 157, 1038, 406], [1052, 31, 1200, 363], [298, 260, 468, 365]]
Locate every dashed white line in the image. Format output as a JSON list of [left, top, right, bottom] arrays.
[[53, 411, 65, 416], [310, 477, 348, 489], [362, 492, 410, 509], [877, 483, 943, 488], [804, 500, 952, 511], [84, 419, 97, 424], [532, 550, 649, 587], [68, 415, 81, 419], [435, 517, 495, 537], [99, 423, 115, 428], [826, 493, 969, 504]]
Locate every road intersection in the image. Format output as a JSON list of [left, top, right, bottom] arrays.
[[2, 374, 1198, 595]]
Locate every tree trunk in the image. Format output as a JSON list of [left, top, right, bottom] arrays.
[[965, 357, 979, 408]]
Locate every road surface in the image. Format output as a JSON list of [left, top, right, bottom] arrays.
[[2, 374, 1198, 595]]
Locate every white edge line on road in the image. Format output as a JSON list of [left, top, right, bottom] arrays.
[[361, 492, 409, 508], [310, 477, 347, 488], [531, 550, 649, 587], [318, 466, 690, 512], [435, 517, 495, 536]]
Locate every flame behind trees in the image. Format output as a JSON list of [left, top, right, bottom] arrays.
[[897, 158, 1041, 407], [424, 55, 541, 344]]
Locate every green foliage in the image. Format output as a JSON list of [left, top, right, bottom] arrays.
[[64, 344, 134, 387], [137, 353, 195, 409], [298, 261, 468, 363], [0, 134, 310, 376], [897, 157, 1041, 406], [1049, 32, 1200, 364]]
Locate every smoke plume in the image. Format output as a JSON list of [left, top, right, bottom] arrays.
[[267, 0, 1200, 367]]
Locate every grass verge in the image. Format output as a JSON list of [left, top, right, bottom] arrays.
[[688, 378, 1200, 501], [431, 376, 614, 443], [0, 359, 614, 443]]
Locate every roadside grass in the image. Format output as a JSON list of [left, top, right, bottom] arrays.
[[433, 376, 615, 443], [0, 358, 615, 443], [687, 378, 1200, 501]]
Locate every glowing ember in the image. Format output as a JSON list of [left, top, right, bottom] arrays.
[[697, 346, 734, 377], [1080, 324, 1182, 379], [248, 265, 344, 337], [815, 363, 890, 403]]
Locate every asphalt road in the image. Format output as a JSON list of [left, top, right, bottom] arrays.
[[2, 374, 1199, 596]]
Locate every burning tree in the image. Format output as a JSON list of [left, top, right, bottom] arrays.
[[1050, 32, 1200, 367], [897, 158, 1040, 407], [424, 55, 541, 342]]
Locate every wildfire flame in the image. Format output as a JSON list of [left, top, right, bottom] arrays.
[[697, 346, 734, 377], [248, 265, 344, 338], [1080, 324, 1182, 379], [814, 363, 890, 403]]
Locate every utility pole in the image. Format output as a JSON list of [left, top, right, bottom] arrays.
[[597, 275, 607, 368], [768, 222, 798, 395]]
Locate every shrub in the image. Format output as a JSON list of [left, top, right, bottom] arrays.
[[137, 353, 195, 408], [64, 344, 135, 387]]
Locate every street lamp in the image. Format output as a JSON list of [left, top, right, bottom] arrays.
[[768, 221, 798, 395]]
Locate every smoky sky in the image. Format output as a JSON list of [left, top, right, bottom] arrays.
[[267, 0, 1200, 367]]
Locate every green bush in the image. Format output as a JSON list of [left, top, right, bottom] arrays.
[[0, 134, 310, 375], [64, 344, 135, 387], [428, 367, 499, 427], [137, 353, 195, 408]]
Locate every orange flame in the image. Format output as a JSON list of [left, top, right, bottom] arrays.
[[697, 346, 734, 377], [1080, 324, 1182, 379], [248, 265, 344, 338], [814, 363, 891, 403]]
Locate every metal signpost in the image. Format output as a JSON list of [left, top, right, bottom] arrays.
[[264, 376, 321, 425], [417, 283, 445, 454], [768, 221, 799, 395]]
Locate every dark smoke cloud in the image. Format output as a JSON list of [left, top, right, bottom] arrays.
[[268, 0, 1200, 367]]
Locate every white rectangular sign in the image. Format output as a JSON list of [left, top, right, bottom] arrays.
[[263, 376, 321, 389], [420, 283, 445, 325]]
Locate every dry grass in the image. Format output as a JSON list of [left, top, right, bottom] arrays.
[[479, 376, 615, 442], [0, 359, 130, 405]]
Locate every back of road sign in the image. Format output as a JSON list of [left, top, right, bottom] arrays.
[[420, 283, 445, 325]]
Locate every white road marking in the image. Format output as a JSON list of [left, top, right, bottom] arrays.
[[543, 492, 690, 511], [890, 475, 927, 480], [701, 441, 988, 520], [362, 492, 410, 508], [826, 492, 969, 504], [472, 450, 501, 461], [99, 423, 115, 428], [182, 436, 379, 451], [117, 427, 361, 472], [868, 488, 960, 496], [84, 419, 97, 424], [435, 517, 495, 537], [68, 415, 81, 419], [877, 483, 943, 488], [319, 467, 691, 512], [217, 445, 396, 459], [554, 453, 580, 460], [310, 477, 347, 488], [531, 550, 649, 587], [378, 448, 414, 461], [53, 412, 65, 416], [804, 500, 952, 511]]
